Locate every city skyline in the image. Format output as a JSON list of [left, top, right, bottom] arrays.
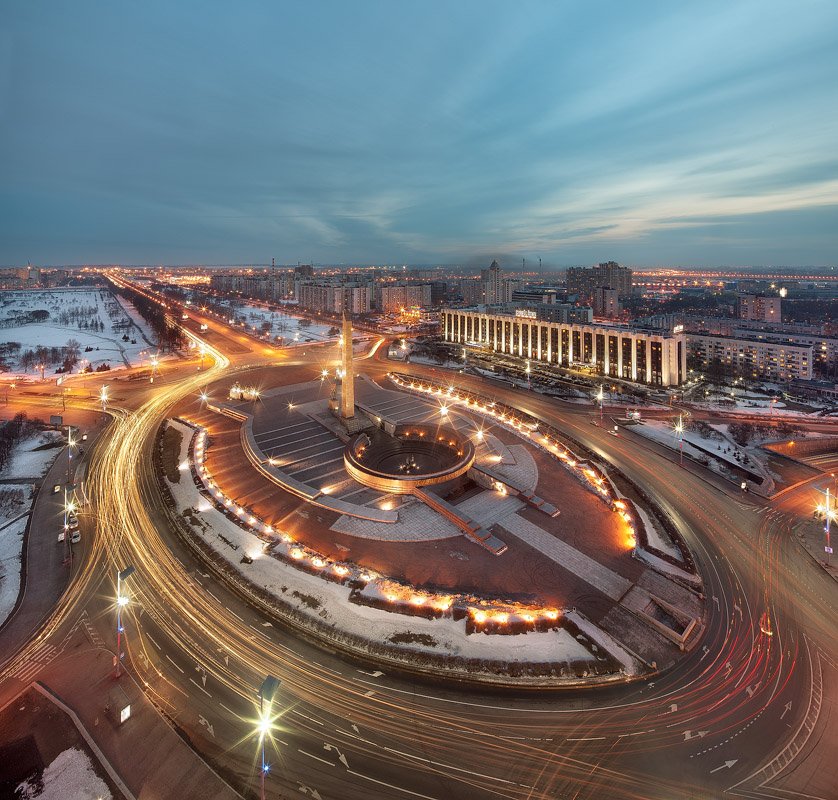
[[2, 2, 837, 266]]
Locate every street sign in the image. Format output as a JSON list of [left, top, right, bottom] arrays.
[[50, 415, 63, 426], [825, 546, 833, 554]]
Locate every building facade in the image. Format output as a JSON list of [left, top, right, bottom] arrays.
[[593, 286, 620, 318], [376, 282, 433, 313], [566, 261, 633, 300], [443, 308, 685, 386], [738, 293, 782, 322], [687, 333, 812, 381], [297, 280, 373, 315]]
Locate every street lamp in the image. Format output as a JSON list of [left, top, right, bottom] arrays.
[[525, 359, 531, 389], [674, 414, 684, 467], [258, 675, 281, 800], [115, 565, 135, 677], [596, 385, 604, 421], [99, 385, 109, 412]]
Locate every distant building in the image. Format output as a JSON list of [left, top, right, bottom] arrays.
[[593, 286, 620, 318], [534, 303, 593, 324], [458, 278, 483, 306], [298, 279, 373, 315], [566, 261, 633, 301], [687, 332, 812, 381], [209, 271, 294, 301], [443, 307, 685, 386], [738, 293, 781, 322], [376, 282, 432, 313], [480, 260, 503, 304]]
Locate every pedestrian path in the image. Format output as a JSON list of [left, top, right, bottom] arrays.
[[499, 514, 632, 601]]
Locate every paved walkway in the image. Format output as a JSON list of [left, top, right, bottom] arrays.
[[499, 514, 633, 601], [331, 497, 461, 541]]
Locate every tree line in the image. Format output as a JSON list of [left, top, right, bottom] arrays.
[[110, 283, 186, 352]]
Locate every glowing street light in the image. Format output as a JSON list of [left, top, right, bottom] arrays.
[[115, 565, 135, 677], [674, 413, 685, 467], [596, 385, 604, 421], [258, 675, 281, 800], [99, 385, 109, 412]]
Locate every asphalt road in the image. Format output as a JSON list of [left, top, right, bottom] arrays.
[[1, 298, 835, 800]]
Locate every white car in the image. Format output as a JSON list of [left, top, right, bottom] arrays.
[[70, 530, 81, 544]]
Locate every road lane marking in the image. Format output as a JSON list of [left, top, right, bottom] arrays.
[[189, 677, 212, 697], [224, 606, 244, 621], [566, 736, 606, 741], [298, 750, 334, 766], [165, 655, 184, 673], [219, 702, 237, 716], [292, 710, 324, 725], [146, 633, 161, 650]]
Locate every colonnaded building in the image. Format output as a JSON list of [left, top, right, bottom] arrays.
[[443, 308, 687, 387]]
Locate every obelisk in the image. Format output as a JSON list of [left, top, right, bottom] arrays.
[[341, 312, 354, 420]]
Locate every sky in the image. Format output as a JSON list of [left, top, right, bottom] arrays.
[[1, 1, 837, 267]]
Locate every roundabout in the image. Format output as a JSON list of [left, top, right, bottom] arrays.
[[170, 323, 706, 686], [2, 296, 833, 800]]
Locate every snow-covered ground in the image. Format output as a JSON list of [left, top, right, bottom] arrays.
[[630, 419, 772, 488], [0, 430, 64, 480], [202, 299, 362, 348], [0, 289, 157, 380], [167, 421, 599, 666], [0, 431, 64, 627], [16, 747, 111, 800], [0, 514, 27, 627]]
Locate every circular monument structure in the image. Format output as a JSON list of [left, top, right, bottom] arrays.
[[344, 423, 474, 494]]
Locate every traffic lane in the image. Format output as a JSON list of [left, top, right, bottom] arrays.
[[83, 346, 832, 800], [0, 407, 109, 665]]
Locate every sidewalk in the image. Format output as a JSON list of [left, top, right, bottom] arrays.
[[36, 638, 239, 800]]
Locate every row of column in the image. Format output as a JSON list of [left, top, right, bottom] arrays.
[[444, 311, 683, 386]]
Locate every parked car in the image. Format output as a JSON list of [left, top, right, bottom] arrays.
[[70, 530, 81, 544]]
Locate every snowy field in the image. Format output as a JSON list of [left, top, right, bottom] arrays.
[[630, 419, 772, 487], [16, 747, 111, 800], [0, 429, 64, 481], [0, 514, 27, 627], [0, 289, 157, 381], [204, 298, 366, 347], [0, 430, 64, 626]]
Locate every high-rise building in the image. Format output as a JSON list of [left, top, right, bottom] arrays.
[[593, 287, 620, 318], [297, 279, 373, 315], [480, 259, 503, 304], [376, 282, 433, 313], [566, 261, 633, 300], [737, 293, 782, 322]]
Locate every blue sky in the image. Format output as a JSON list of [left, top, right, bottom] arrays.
[[1, 1, 837, 266]]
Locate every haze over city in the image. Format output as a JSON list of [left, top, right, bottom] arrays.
[[2, 0, 838, 266]]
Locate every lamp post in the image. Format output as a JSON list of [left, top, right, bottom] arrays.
[[525, 359, 531, 389], [258, 675, 280, 800], [674, 413, 684, 467], [115, 565, 135, 677], [597, 385, 604, 421], [99, 385, 109, 413]]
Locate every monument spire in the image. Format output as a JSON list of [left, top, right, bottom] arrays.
[[340, 310, 354, 420]]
